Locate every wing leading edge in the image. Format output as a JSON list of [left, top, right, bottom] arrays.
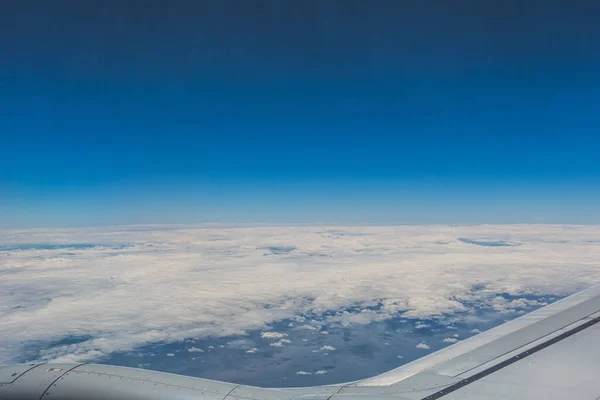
[[2, 283, 600, 400]]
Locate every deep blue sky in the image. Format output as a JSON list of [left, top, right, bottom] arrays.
[[1, 1, 599, 228]]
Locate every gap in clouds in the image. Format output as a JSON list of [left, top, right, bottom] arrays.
[[457, 238, 520, 247]]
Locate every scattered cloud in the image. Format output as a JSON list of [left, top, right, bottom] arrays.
[[166, 353, 174, 357], [270, 339, 292, 347], [245, 348, 258, 354], [260, 332, 288, 340], [1, 224, 599, 364], [443, 337, 459, 343], [296, 371, 312, 375], [187, 347, 204, 353], [471, 329, 482, 334], [489, 296, 549, 314], [315, 370, 328, 375], [416, 343, 430, 350], [295, 324, 317, 331]]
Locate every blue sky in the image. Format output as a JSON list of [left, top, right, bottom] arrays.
[[1, 1, 599, 228]]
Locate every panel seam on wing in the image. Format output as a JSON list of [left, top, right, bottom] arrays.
[[39, 363, 86, 400]]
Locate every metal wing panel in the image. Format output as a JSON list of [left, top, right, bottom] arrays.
[[0, 364, 41, 384], [437, 322, 600, 399], [0, 363, 82, 400], [74, 364, 239, 394], [41, 370, 225, 400]]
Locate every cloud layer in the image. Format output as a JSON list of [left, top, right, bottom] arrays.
[[1, 224, 600, 365]]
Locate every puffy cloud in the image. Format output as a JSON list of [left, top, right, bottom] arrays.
[[245, 348, 258, 354], [443, 337, 459, 343], [296, 371, 312, 375], [187, 347, 204, 353], [295, 325, 318, 331], [315, 370, 328, 375], [416, 343, 430, 350], [270, 339, 292, 347], [260, 332, 288, 340], [1, 224, 599, 364]]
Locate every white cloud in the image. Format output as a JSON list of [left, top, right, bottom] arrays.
[[319, 345, 336, 351], [187, 347, 204, 353], [246, 348, 258, 354], [295, 324, 318, 330], [296, 371, 312, 375], [260, 332, 288, 340], [315, 370, 328, 375], [270, 338, 292, 347], [443, 337, 459, 343], [415, 323, 430, 329], [166, 353, 174, 357], [416, 343, 430, 350], [1, 224, 599, 364], [471, 328, 482, 334]]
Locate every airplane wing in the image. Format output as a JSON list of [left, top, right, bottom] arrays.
[[2, 283, 600, 400]]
